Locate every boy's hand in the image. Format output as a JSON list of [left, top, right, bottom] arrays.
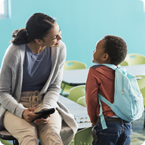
[[92, 123, 96, 126]]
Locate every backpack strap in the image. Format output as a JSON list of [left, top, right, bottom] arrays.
[[98, 93, 112, 129], [102, 64, 118, 70], [98, 95, 107, 129], [102, 64, 127, 75], [98, 93, 112, 106]]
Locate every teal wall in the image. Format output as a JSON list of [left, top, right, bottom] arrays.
[[0, 0, 145, 67]]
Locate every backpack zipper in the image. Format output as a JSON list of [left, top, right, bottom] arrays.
[[122, 75, 124, 94]]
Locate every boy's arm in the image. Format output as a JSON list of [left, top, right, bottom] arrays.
[[85, 67, 100, 124]]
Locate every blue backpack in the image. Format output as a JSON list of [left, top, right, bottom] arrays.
[[98, 64, 144, 130]]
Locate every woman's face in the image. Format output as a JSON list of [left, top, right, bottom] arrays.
[[41, 22, 62, 47]]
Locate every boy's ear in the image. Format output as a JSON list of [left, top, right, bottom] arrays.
[[34, 39, 43, 45], [103, 53, 109, 61]]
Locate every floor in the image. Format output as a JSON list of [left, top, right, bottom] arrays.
[[131, 129, 145, 145], [130, 116, 145, 145]]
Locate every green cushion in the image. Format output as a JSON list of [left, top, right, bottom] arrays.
[[0, 139, 13, 145]]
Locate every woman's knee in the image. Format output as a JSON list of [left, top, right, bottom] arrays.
[[19, 136, 38, 145], [18, 128, 38, 145], [39, 128, 63, 145]]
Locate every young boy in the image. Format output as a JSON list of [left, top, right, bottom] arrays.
[[85, 35, 132, 145]]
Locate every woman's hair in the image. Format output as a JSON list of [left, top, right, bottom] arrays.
[[11, 13, 56, 45], [103, 35, 127, 65]]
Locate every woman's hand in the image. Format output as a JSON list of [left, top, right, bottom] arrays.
[[34, 115, 51, 125], [22, 107, 37, 123]]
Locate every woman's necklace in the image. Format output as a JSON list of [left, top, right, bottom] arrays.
[[30, 48, 46, 62]]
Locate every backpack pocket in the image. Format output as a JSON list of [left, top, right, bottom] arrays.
[[130, 93, 144, 121]]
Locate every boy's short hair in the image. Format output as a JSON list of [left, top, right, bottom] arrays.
[[103, 35, 127, 65]]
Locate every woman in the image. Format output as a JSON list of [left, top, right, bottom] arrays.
[[0, 13, 77, 145]]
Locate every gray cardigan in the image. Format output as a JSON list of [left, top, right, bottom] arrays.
[[0, 41, 78, 145]]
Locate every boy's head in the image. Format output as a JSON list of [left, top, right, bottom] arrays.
[[93, 35, 127, 65]]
